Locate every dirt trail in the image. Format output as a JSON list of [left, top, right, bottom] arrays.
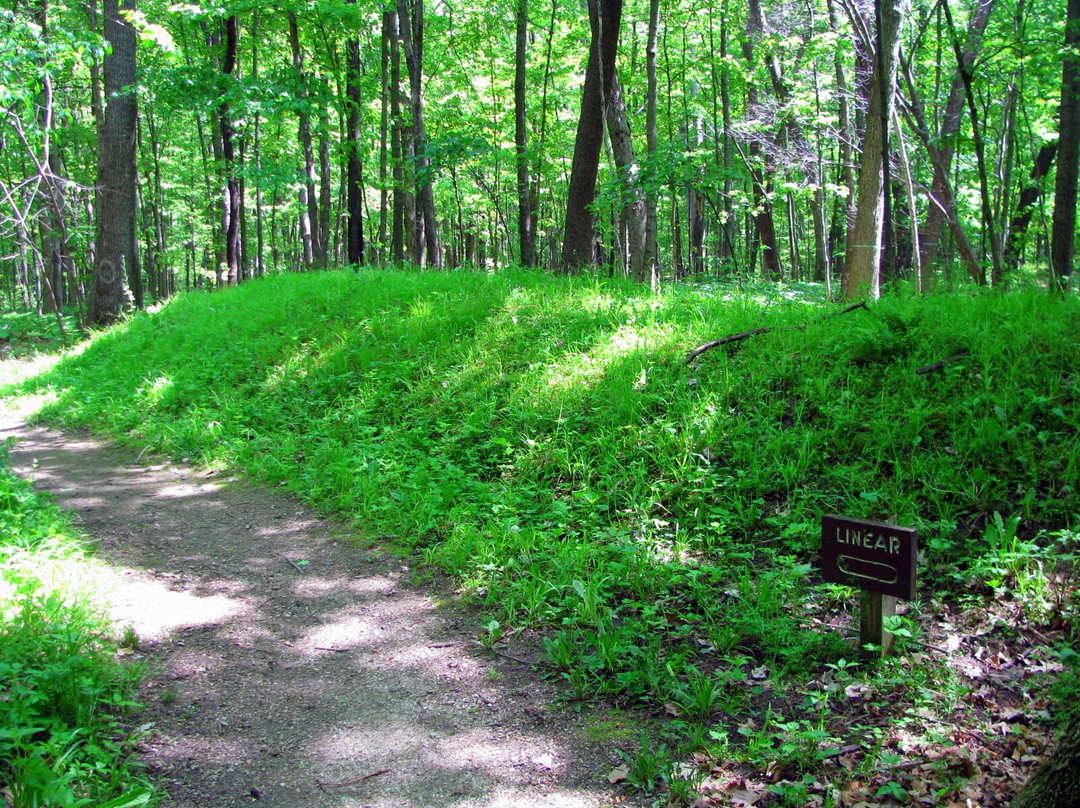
[[1, 415, 618, 808]]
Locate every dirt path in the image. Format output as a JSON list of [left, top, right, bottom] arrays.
[[2, 416, 619, 808]]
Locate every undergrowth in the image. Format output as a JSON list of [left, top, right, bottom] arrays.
[[0, 447, 153, 808], [12, 268, 1080, 803]]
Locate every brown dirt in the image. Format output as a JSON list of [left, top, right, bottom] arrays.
[[1, 416, 627, 808]]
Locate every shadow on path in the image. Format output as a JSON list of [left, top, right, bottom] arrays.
[[2, 420, 614, 808]]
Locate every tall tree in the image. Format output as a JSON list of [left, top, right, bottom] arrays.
[[1051, 0, 1080, 286], [514, 0, 535, 267], [220, 14, 240, 286], [346, 6, 365, 266], [560, 0, 623, 272], [90, 0, 136, 325], [288, 11, 319, 268], [398, 0, 442, 268], [841, 0, 907, 299]]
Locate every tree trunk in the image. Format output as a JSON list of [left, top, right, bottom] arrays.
[[289, 12, 319, 269], [1004, 144, 1056, 273], [643, 0, 659, 288], [514, 0, 535, 267], [346, 13, 365, 266], [741, 0, 783, 280], [605, 73, 648, 281], [251, 11, 265, 276], [560, 0, 623, 273], [90, 0, 136, 325], [918, 0, 996, 271], [1011, 715, 1080, 808], [220, 14, 240, 286], [1051, 0, 1080, 286], [842, 0, 906, 300], [387, 10, 405, 263], [398, 0, 442, 269]]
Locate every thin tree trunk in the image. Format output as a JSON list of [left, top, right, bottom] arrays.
[[918, 0, 996, 271], [643, 0, 659, 288], [346, 7, 365, 266], [388, 10, 405, 263], [398, 0, 442, 268], [514, 0, 535, 267], [289, 12, 318, 269], [1004, 144, 1056, 273], [605, 73, 648, 281], [252, 11, 265, 276], [220, 14, 240, 286], [379, 12, 390, 265]]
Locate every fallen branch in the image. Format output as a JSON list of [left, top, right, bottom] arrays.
[[685, 301, 868, 364], [685, 329, 769, 364], [283, 557, 306, 574], [915, 350, 971, 375], [316, 768, 391, 790]]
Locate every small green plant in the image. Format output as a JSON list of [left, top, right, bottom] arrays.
[[617, 730, 670, 793]]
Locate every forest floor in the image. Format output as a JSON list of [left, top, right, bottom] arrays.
[[0, 405, 622, 808]]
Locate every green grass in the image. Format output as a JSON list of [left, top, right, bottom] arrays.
[[8, 269, 1080, 799], [0, 447, 153, 807]]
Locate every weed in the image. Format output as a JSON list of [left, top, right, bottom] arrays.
[[617, 730, 670, 793]]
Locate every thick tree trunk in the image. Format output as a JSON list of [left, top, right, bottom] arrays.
[[514, 0, 535, 267], [1011, 716, 1080, 808], [1051, 0, 1080, 285], [90, 0, 136, 326], [842, 0, 906, 300], [560, 0, 623, 273]]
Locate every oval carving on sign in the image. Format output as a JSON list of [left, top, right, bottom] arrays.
[[837, 555, 899, 585]]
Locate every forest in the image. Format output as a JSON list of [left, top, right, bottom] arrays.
[[1, 0, 1077, 323]]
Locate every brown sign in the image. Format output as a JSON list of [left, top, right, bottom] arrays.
[[820, 515, 917, 600]]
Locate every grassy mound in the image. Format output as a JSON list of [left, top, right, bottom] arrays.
[[16, 269, 1080, 801], [24, 271, 1077, 648]]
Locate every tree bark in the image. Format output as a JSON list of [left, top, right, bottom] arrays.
[[397, 0, 442, 269], [220, 14, 240, 286], [605, 73, 648, 281], [842, 0, 907, 300], [1004, 144, 1056, 274], [90, 0, 136, 325], [643, 0, 659, 287], [346, 9, 365, 266], [560, 0, 623, 273], [918, 0, 996, 271], [741, 0, 783, 280], [288, 12, 319, 269], [514, 0, 535, 267], [1011, 715, 1080, 808], [1051, 0, 1080, 286]]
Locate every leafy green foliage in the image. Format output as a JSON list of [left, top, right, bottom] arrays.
[[15, 271, 1080, 800], [0, 450, 154, 806]]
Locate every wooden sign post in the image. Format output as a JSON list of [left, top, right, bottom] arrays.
[[820, 515, 917, 658]]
